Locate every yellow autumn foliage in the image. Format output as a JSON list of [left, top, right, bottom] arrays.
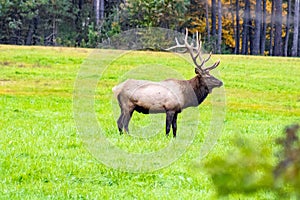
[[185, 0, 287, 50]]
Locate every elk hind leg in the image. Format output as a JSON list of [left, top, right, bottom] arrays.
[[123, 108, 134, 133], [166, 111, 175, 136], [117, 112, 124, 134]]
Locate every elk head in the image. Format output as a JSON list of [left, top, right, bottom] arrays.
[[165, 28, 223, 93]]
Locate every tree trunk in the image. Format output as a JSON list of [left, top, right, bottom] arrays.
[[100, 0, 105, 20], [235, 0, 240, 54], [298, 24, 300, 56], [269, 0, 275, 56], [211, 0, 217, 51], [94, 0, 100, 24], [211, 0, 217, 37], [249, 19, 254, 54], [33, 16, 40, 45], [241, 0, 250, 55], [205, 0, 211, 42], [284, 0, 291, 56], [260, 0, 266, 55], [26, 19, 35, 45], [231, 0, 236, 53], [52, 11, 57, 46], [274, 0, 282, 56], [292, 0, 299, 56], [75, 0, 83, 46], [217, 0, 222, 53], [253, 0, 262, 55]]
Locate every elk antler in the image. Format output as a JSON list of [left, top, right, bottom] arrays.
[[165, 28, 220, 72]]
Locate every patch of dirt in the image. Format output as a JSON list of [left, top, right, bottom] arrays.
[[0, 61, 11, 66], [0, 79, 15, 86], [32, 61, 51, 68]]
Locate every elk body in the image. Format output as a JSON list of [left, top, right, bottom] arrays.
[[113, 29, 223, 137]]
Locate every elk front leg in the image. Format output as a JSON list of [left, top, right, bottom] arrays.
[[171, 112, 178, 138], [166, 111, 175, 136]]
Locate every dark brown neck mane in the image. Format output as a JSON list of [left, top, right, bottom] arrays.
[[188, 76, 209, 105]]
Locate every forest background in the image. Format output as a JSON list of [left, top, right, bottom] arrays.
[[1, 0, 300, 56]]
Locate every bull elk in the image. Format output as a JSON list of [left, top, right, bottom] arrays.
[[112, 29, 223, 137]]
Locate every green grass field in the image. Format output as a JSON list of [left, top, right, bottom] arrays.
[[0, 45, 299, 199]]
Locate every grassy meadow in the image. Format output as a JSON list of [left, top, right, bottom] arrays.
[[0, 45, 300, 199]]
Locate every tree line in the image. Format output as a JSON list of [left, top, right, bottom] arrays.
[[1, 0, 300, 56]]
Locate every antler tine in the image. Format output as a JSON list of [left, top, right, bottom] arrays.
[[204, 60, 221, 72], [182, 30, 204, 71], [175, 37, 180, 46], [192, 32, 205, 64], [197, 52, 215, 69], [174, 37, 188, 53], [165, 28, 191, 52], [196, 32, 199, 49], [185, 28, 189, 44], [192, 33, 206, 70], [196, 32, 201, 49], [165, 29, 189, 51], [196, 41, 202, 61], [200, 51, 212, 65], [164, 37, 185, 51], [204, 52, 212, 62], [186, 46, 204, 70], [165, 28, 219, 72]]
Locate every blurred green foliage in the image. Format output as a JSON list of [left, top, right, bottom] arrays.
[[201, 124, 300, 198], [202, 135, 275, 195], [274, 124, 300, 198]]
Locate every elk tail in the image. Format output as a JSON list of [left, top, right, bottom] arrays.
[[112, 82, 125, 98]]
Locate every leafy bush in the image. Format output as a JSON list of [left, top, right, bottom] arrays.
[[201, 124, 300, 198], [274, 124, 300, 198], [119, 0, 188, 30], [202, 135, 275, 196]]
